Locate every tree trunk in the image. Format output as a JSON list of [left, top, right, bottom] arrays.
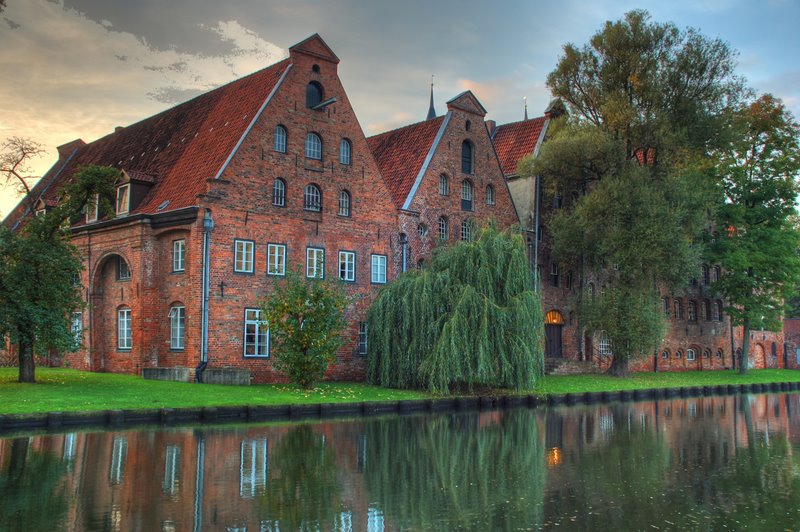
[[18, 340, 35, 383], [608, 356, 629, 377], [739, 317, 750, 376], [8, 438, 29, 479]]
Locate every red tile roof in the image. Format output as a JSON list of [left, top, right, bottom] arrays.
[[8, 58, 290, 227], [367, 116, 444, 208], [492, 117, 548, 176]]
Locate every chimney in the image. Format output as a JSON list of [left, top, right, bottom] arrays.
[[56, 139, 86, 160], [115, 126, 125, 133], [485, 120, 496, 136]]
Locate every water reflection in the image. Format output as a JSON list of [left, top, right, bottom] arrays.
[[1, 394, 800, 530]]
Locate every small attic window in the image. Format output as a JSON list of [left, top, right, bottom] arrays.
[[306, 82, 324, 108], [156, 200, 170, 212], [465, 120, 471, 131], [312, 64, 320, 73]]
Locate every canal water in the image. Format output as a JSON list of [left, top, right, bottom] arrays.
[[2, 393, 800, 531]]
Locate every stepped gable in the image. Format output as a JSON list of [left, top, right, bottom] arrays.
[[366, 116, 445, 208], [492, 116, 547, 176], [15, 58, 291, 224]]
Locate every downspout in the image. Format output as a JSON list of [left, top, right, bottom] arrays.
[[400, 233, 408, 273], [533, 174, 541, 291], [196, 209, 214, 382]]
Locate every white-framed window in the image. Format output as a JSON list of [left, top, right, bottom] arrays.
[[598, 332, 612, 356], [109, 436, 127, 485], [439, 174, 449, 196], [418, 223, 428, 237], [118, 307, 132, 350], [71, 312, 82, 343], [163, 445, 180, 497], [117, 257, 131, 280], [486, 184, 495, 205], [243, 308, 269, 357], [234, 240, 254, 273], [173, 239, 185, 272], [339, 251, 355, 282], [339, 139, 352, 165], [460, 219, 472, 241], [338, 190, 351, 217], [86, 193, 99, 223], [687, 348, 696, 361], [240, 438, 268, 498], [305, 132, 322, 160], [371, 254, 387, 284], [272, 178, 286, 207], [267, 244, 286, 276], [688, 301, 697, 322], [116, 185, 130, 215], [306, 247, 324, 278], [169, 305, 185, 350], [274, 125, 287, 153], [461, 180, 473, 211], [358, 322, 368, 355], [304, 184, 322, 212], [438, 216, 449, 240]]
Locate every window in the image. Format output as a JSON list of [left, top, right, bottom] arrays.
[[371, 254, 387, 284], [272, 178, 286, 207], [551, 262, 559, 287], [713, 266, 721, 283], [267, 244, 286, 276], [306, 247, 324, 278], [703, 349, 711, 359], [486, 185, 495, 206], [305, 133, 322, 160], [439, 174, 449, 196], [110, 436, 127, 485], [117, 257, 131, 280], [460, 219, 472, 241], [169, 306, 185, 350], [662, 349, 670, 359], [274, 125, 287, 153], [306, 81, 323, 108], [358, 322, 368, 355], [687, 348, 696, 361], [116, 185, 130, 215], [688, 301, 697, 322], [86, 194, 99, 223], [71, 312, 82, 343], [163, 445, 180, 497], [173, 239, 185, 272], [118, 307, 132, 350], [240, 439, 268, 499], [243, 309, 269, 357], [339, 139, 352, 165], [662, 297, 670, 318], [599, 333, 612, 356], [702, 264, 710, 285], [338, 190, 351, 217], [304, 184, 322, 211], [234, 240, 255, 273], [339, 251, 355, 282], [553, 194, 563, 209], [566, 270, 573, 290], [674, 299, 683, 320], [588, 282, 595, 298], [716, 300, 724, 322], [461, 140, 473, 174], [461, 180, 473, 211], [716, 349, 723, 358], [438, 216, 449, 240], [418, 223, 428, 237], [465, 120, 471, 131], [702, 300, 711, 321], [675, 350, 683, 358]]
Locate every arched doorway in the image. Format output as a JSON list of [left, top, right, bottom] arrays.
[[545, 310, 564, 358], [90, 253, 133, 372], [752, 343, 766, 369]]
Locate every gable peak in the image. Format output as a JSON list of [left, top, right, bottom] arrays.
[[289, 33, 340, 64], [446, 91, 487, 117]]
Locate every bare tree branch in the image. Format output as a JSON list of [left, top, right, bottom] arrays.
[[0, 137, 45, 212]]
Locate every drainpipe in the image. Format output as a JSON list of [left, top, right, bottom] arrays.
[[196, 210, 214, 382], [533, 175, 541, 291], [527, 237, 534, 290], [399, 233, 408, 273]]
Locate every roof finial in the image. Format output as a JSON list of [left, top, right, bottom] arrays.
[[426, 75, 436, 120], [524, 96, 528, 121]]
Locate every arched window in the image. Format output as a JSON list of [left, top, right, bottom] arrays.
[[274, 125, 287, 153], [688, 301, 697, 322], [338, 190, 351, 217], [674, 299, 684, 320], [272, 178, 286, 207], [461, 140, 473, 174], [461, 179, 473, 211], [305, 133, 322, 160], [699, 300, 707, 321], [713, 266, 721, 283], [703, 349, 711, 359], [306, 81, 323, 108], [461, 219, 472, 241], [439, 174, 449, 196], [687, 348, 696, 361], [702, 264, 710, 285], [675, 350, 683, 358], [304, 184, 322, 212], [417, 223, 428, 237], [438, 216, 449, 241], [662, 349, 670, 359], [169, 305, 185, 350], [339, 139, 352, 165], [598, 332, 612, 356], [117, 306, 132, 350], [716, 349, 723, 359], [486, 185, 495, 206], [662, 297, 670, 318], [715, 300, 724, 322]]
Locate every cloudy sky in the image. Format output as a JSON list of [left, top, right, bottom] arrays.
[[1, 0, 798, 217]]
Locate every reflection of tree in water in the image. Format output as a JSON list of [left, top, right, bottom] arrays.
[[363, 410, 546, 530], [258, 425, 344, 530], [0, 438, 69, 530]]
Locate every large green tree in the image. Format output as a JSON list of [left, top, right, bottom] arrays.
[[707, 95, 800, 374], [526, 10, 744, 375], [0, 160, 119, 382]]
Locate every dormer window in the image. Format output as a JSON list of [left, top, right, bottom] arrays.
[[86, 194, 99, 223], [116, 185, 130, 215], [306, 81, 324, 108]]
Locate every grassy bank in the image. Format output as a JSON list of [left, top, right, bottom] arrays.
[[1, 367, 799, 415]]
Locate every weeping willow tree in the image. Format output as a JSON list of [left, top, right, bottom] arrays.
[[367, 224, 544, 393]]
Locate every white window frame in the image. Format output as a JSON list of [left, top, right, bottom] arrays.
[[438, 216, 448, 240], [460, 219, 472, 241], [116, 184, 130, 215], [71, 312, 83, 343], [358, 322, 368, 355], [234, 240, 254, 273], [240, 438, 268, 498], [338, 190, 351, 217], [371, 254, 387, 284], [243, 308, 269, 358], [339, 138, 352, 165], [486, 184, 495, 205], [173, 239, 185, 272], [272, 178, 286, 207], [598, 332, 612, 356], [306, 247, 324, 279], [86, 193, 99, 223], [274, 125, 287, 153], [687, 348, 696, 361], [117, 257, 131, 280], [110, 436, 127, 485], [169, 306, 185, 350], [305, 133, 322, 160], [267, 243, 286, 276], [339, 251, 355, 282], [163, 445, 180, 496], [118, 308, 132, 350], [304, 184, 322, 212], [439, 174, 449, 196]]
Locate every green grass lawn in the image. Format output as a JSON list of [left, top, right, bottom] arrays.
[[1, 367, 799, 415]]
